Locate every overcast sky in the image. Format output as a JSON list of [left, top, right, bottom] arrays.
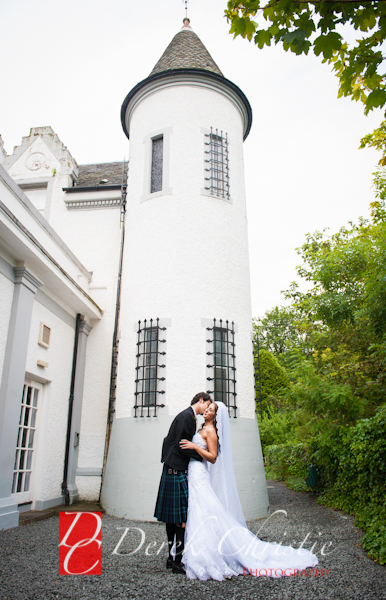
[[1, 0, 383, 318]]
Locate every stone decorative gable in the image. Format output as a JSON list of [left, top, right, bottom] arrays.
[[3, 127, 78, 182]]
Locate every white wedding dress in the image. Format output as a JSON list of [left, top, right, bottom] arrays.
[[183, 404, 318, 581]]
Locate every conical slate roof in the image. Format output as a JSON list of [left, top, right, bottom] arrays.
[[150, 25, 223, 77], [121, 19, 252, 141]]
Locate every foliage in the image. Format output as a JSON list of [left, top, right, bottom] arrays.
[[255, 349, 289, 413], [253, 171, 386, 563], [257, 404, 296, 448], [225, 1, 386, 116], [284, 352, 366, 426], [264, 441, 310, 488], [315, 405, 386, 564], [360, 120, 386, 166], [264, 406, 386, 563], [282, 174, 386, 411], [253, 305, 311, 364]]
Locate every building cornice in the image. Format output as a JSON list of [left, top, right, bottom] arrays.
[[121, 69, 252, 141], [0, 197, 102, 316], [0, 165, 92, 281], [63, 184, 122, 194], [64, 198, 121, 210]]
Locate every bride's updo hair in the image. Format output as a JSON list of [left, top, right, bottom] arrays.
[[199, 402, 221, 453]]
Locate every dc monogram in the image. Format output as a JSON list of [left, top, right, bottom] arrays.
[[59, 512, 102, 575]]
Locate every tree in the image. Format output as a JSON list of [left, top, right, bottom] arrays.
[[253, 305, 311, 360], [283, 169, 386, 409], [225, 1, 386, 116], [255, 348, 289, 413]]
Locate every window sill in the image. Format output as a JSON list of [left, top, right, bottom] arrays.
[[200, 188, 232, 203], [140, 187, 173, 203]]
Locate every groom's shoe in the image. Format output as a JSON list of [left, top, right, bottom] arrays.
[[166, 557, 173, 569], [172, 562, 186, 575]]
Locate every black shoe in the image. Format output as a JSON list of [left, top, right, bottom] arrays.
[[172, 562, 186, 575], [166, 557, 173, 569]]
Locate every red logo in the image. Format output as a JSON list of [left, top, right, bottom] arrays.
[[59, 512, 102, 575]]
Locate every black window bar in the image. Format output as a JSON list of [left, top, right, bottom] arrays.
[[253, 337, 263, 420], [134, 318, 166, 417], [206, 318, 237, 417], [204, 127, 230, 200]]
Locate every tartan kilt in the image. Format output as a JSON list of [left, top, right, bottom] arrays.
[[154, 464, 188, 523]]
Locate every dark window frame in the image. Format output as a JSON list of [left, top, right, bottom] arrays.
[[206, 318, 237, 417], [204, 128, 230, 200], [134, 318, 166, 417], [150, 136, 163, 194]]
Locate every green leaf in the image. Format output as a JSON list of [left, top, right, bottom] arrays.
[[366, 89, 386, 112], [229, 17, 246, 38], [254, 29, 272, 49], [314, 32, 343, 59], [282, 28, 308, 45], [245, 18, 257, 41]]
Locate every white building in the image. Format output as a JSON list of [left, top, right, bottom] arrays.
[[0, 19, 269, 530]]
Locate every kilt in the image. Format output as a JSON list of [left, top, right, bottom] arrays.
[[154, 464, 188, 524]]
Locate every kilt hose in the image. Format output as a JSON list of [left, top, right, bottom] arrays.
[[154, 464, 189, 524]]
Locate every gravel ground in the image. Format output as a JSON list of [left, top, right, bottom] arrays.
[[1, 480, 385, 600]]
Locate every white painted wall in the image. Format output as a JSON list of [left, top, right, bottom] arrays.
[[3, 132, 123, 502], [50, 206, 122, 499], [116, 83, 255, 419], [24, 297, 74, 505], [75, 476, 101, 501], [103, 76, 269, 520]]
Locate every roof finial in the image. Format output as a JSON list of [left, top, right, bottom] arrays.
[[181, 0, 191, 31], [182, 0, 192, 28], [183, 0, 189, 19]]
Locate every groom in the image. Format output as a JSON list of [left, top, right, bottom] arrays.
[[154, 392, 212, 574]]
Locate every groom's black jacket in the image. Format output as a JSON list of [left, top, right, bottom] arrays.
[[161, 407, 203, 471]]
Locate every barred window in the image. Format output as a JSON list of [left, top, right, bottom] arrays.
[[151, 137, 163, 193], [204, 128, 230, 200], [135, 319, 166, 417], [206, 319, 237, 417]]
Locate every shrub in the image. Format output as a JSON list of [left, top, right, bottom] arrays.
[[315, 405, 386, 564], [264, 441, 309, 482], [255, 349, 289, 414], [258, 406, 294, 449], [263, 406, 386, 564]]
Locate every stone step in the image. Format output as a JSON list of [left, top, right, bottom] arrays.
[[19, 501, 105, 526]]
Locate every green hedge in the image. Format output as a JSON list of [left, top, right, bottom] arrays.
[[263, 405, 386, 564], [264, 441, 310, 491], [315, 405, 386, 564]]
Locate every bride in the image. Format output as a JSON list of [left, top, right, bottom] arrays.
[[179, 401, 318, 581]]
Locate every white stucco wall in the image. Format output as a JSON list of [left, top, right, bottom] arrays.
[[103, 76, 269, 520], [41, 161, 122, 491], [3, 132, 122, 504], [0, 272, 14, 381], [75, 476, 101, 501], [116, 83, 255, 420], [24, 297, 74, 505], [58, 209, 120, 497]]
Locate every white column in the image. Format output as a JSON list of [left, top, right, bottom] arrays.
[[0, 267, 43, 530]]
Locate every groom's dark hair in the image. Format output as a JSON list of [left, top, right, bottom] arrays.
[[191, 392, 211, 405]]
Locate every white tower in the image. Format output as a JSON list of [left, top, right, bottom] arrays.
[[101, 19, 269, 520]]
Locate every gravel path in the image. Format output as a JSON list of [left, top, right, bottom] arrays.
[[1, 480, 385, 600]]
